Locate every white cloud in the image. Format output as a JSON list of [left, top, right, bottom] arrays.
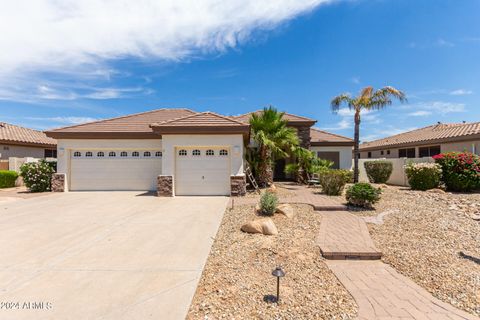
[[26, 116, 98, 124], [421, 101, 465, 114], [0, 0, 330, 80], [323, 118, 351, 130], [350, 76, 360, 84], [436, 38, 454, 47], [450, 89, 473, 96], [408, 110, 431, 117]]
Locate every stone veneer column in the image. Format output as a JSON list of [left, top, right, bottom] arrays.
[[51, 173, 66, 192], [297, 126, 311, 148], [157, 175, 173, 197], [230, 175, 246, 196]]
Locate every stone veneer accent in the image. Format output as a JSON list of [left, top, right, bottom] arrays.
[[51, 173, 66, 192], [157, 175, 173, 197], [297, 126, 311, 148], [230, 175, 246, 196]]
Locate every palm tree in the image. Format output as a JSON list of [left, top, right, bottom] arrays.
[[250, 106, 299, 186], [331, 86, 406, 183]]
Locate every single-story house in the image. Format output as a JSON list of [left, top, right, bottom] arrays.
[[46, 108, 353, 196], [0, 122, 57, 159], [359, 121, 480, 159]]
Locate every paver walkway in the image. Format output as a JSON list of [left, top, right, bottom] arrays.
[[327, 260, 478, 320], [317, 210, 382, 259]]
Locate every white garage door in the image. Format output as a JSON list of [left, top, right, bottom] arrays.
[[70, 150, 162, 191], [175, 147, 230, 196]]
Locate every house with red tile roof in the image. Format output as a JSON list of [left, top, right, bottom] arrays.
[[0, 122, 57, 159], [46, 108, 353, 195], [359, 122, 480, 159]]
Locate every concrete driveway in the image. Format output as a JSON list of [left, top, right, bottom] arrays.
[[0, 192, 228, 320]]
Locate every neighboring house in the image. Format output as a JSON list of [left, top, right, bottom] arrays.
[[359, 121, 480, 159], [45, 108, 353, 195], [0, 122, 57, 159]]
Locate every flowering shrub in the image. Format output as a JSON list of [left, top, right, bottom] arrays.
[[19, 160, 54, 192], [404, 162, 442, 191], [346, 183, 381, 208], [433, 152, 480, 192], [364, 161, 393, 183]]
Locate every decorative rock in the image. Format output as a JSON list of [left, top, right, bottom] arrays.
[[241, 218, 278, 235], [276, 204, 295, 218], [426, 188, 446, 194], [267, 184, 277, 193]]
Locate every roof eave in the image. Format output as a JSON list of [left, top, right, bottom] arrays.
[[45, 132, 159, 139], [0, 140, 56, 148], [311, 141, 354, 147]]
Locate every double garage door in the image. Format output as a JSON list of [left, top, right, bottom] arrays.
[[70, 149, 162, 191], [69, 146, 231, 195]]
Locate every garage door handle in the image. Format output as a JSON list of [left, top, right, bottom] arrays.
[[202, 176, 205, 180]]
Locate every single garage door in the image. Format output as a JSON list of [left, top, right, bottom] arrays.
[[70, 150, 162, 191], [175, 147, 230, 196]]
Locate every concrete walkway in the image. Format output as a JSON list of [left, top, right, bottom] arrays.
[[327, 261, 478, 320]]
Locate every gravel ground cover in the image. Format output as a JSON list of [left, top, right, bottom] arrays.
[[363, 186, 480, 317], [187, 203, 357, 320]]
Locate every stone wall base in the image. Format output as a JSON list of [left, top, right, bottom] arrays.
[[230, 175, 246, 196], [51, 173, 66, 192], [157, 175, 173, 197]]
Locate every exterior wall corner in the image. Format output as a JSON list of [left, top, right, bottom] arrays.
[[230, 175, 246, 196], [51, 173, 66, 192], [157, 175, 174, 197]]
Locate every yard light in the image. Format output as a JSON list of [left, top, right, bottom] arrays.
[[272, 266, 285, 303]]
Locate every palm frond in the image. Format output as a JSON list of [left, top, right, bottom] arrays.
[[331, 94, 355, 112]]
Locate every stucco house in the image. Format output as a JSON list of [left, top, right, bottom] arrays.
[[0, 122, 57, 159], [359, 121, 480, 159], [45, 108, 353, 196]]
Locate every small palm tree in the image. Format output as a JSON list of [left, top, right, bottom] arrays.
[[250, 106, 299, 186], [331, 86, 406, 183]]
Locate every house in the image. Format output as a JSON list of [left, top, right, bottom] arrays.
[[0, 122, 57, 159], [45, 108, 353, 195], [359, 121, 480, 159]]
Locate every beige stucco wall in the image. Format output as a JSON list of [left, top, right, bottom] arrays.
[[161, 134, 244, 176], [360, 148, 399, 159], [310, 146, 353, 170], [441, 141, 480, 154], [0, 144, 48, 159]]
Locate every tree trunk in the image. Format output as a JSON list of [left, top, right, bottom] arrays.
[[258, 146, 273, 187], [353, 111, 361, 183]]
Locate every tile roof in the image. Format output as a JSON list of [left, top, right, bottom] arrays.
[[233, 110, 316, 124], [0, 122, 56, 146], [310, 128, 354, 146], [360, 122, 480, 150], [47, 108, 196, 133]]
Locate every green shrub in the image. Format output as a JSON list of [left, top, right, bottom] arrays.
[[346, 183, 382, 208], [405, 162, 442, 191], [19, 160, 54, 192], [0, 170, 18, 188], [433, 152, 480, 192], [318, 169, 352, 196], [259, 191, 278, 216], [364, 161, 393, 183]]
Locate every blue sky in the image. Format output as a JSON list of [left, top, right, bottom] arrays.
[[0, 0, 479, 142]]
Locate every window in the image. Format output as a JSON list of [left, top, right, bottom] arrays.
[[143, 151, 151, 157], [419, 145, 441, 158], [206, 149, 215, 156], [132, 151, 139, 157], [219, 149, 228, 156], [85, 151, 93, 157], [44, 149, 57, 158], [3, 146, 9, 150], [380, 151, 384, 155], [120, 151, 128, 157], [97, 151, 104, 157], [192, 149, 201, 156], [178, 149, 187, 156], [155, 151, 162, 157], [73, 151, 81, 157], [387, 150, 391, 155], [109, 151, 116, 157], [399, 148, 416, 158], [317, 151, 340, 169], [368, 152, 372, 158]]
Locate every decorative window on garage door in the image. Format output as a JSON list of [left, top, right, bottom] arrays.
[[192, 149, 201, 156], [120, 151, 128, 157], [155, 151, 162, 157], [109, 151, 116, 157], [85, 151, 93, 157], [219, 149, 228, 156], [73, 151, 81, 157], [178, 149, 187, 156], [206, 149, 215, 156], [97, 151, 104, 157]]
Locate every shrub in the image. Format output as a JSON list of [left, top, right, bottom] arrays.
[[433, 152, 480, 192], [318, 169, 352, 196], [259, 191, 278, 216], [404, 162, 442, 191], [364, 161, 393, 183], [346, 183, 382, 208], [0, 170, 19, 188], [19, 160, 54, 192]]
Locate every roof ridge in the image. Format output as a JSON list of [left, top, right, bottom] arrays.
[[47, 108, 196, 132], [311, 127, 353, 140], [233, 110, 316, 122], [151, 111, 248, 127]]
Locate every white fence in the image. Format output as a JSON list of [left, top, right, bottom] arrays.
[[357, 158, 434, 186]]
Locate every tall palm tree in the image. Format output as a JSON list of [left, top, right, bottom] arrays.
[[331, 86, 407, 183], [250, 106, 299, 186]]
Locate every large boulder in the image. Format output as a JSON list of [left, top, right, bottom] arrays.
[[276, 204, 295, 218], [241, 218, 278, 235]]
